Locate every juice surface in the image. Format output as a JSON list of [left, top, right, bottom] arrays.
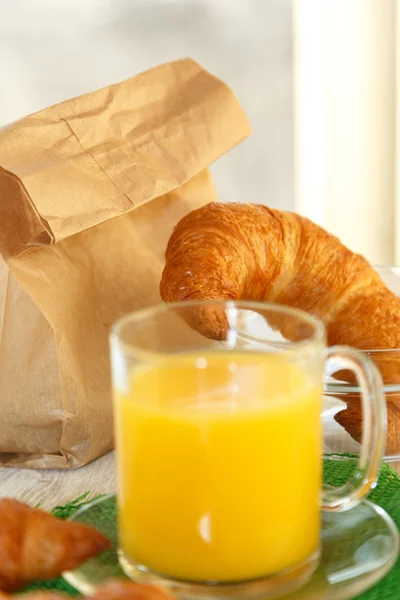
[[115, 352, 322, 582]]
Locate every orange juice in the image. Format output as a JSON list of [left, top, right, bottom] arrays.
[[115, 352, 322, 583]]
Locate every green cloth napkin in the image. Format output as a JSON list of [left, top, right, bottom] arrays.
[[22, 458, 400, 599]]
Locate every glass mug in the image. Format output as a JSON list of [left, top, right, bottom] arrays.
[[110, 300, 386, 599]]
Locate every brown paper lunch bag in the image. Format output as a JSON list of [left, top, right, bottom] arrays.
[[0, 58, 251, 469]]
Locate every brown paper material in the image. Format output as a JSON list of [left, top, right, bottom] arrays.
[[0, 58, 250, 469]]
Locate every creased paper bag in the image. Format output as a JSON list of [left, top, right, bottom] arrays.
[[0, 58, 250, 469]]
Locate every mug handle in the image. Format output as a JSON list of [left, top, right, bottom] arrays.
[[322, 345, 387, 512]]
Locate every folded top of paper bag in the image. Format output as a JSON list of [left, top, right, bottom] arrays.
[[0, 58, 251, 260]]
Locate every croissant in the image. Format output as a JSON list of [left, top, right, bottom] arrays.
[[0, 499, 110, 592], [160, 202, 400, 452], [0, 581, 173, 600]]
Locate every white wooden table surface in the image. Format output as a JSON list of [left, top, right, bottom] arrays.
[[0, 452, 116, 510]]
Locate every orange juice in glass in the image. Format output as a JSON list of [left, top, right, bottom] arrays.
[[111, 301, 385, 599]]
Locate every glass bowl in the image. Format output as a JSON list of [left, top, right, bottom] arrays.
[[323, 266, 400, 465]]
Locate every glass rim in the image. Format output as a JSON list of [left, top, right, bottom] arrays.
[[110, 299, 326, 357], [360, 347, 400, 355]]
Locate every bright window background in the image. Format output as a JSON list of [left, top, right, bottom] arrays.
[[294, 0, 398, 264], [3, 0, 397, 265]]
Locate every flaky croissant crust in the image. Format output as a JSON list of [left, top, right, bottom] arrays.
[[161, 202, 400, 352]]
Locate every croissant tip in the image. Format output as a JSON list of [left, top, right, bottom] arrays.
[[91, 581, 175, 600], [63, 521, 111, 566]]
